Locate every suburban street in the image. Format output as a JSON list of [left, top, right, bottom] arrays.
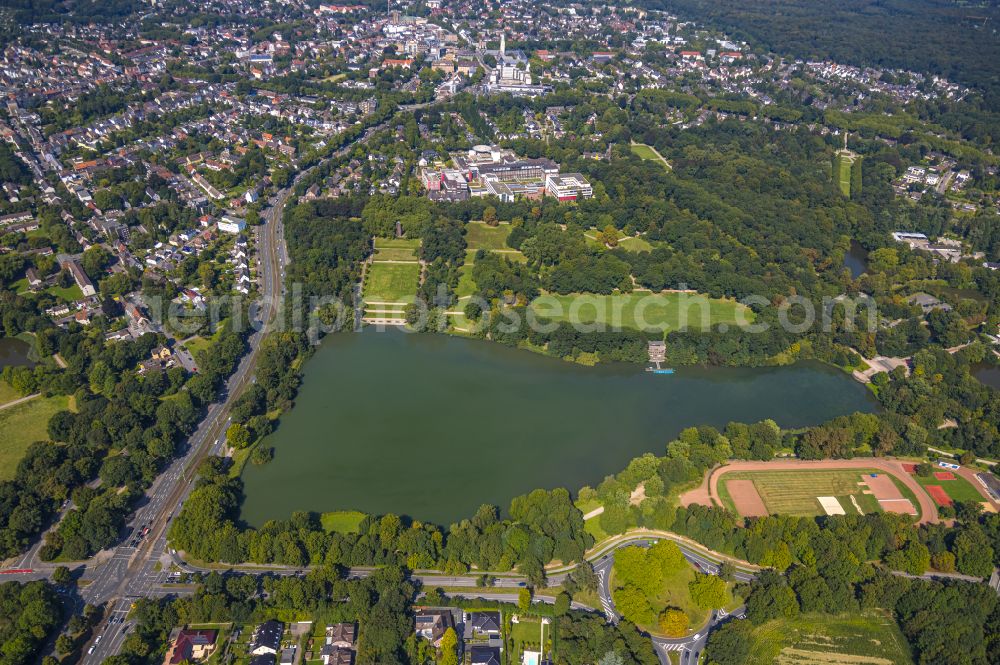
[[590, 536, 752, 664]]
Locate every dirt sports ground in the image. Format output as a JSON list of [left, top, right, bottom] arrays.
[[681, 459, 942, 524]]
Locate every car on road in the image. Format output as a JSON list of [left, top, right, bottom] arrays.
[[517, 582, 526, 587], [88, 646, 95, 655], [693, 634, 700, 640]]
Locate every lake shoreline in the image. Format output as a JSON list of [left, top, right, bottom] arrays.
[[238, 328, 876, 527]]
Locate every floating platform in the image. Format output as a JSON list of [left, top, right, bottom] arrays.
[[646, 368, 674, 375]]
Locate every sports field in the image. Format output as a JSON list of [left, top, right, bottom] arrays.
[[740, 611, 914, 665], [0, 394, 70, 480], [720, 470, 885, 517], [527, 292, 751, 332], [910, 471, 983, 504]]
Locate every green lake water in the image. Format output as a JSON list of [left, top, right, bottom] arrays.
[[239, 330, 876, 526]]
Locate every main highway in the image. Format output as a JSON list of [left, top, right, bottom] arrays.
[[71, 107, 429, 664]]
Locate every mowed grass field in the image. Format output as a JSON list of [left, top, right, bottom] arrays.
[[527, 292, 752, 333], [320, 510, 366, 534], [631, 142, 670, 170], [363, 262, 421, 306], [836, 154, 853, 197], [911, 472, 983, 503], [742, 611, 913, 665], [373, 237, 421, 262], [509, 615, 553, 657], [0, 393, 70, 480], [0, 380, 22, 406], [466, 221, 512, 250], [720, 470, 883, 517]]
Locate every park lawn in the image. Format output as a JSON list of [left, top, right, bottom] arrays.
[[455, 263, 477, 299], [631, 142, 670, 170], [583, 516, 609, 543], [363, 261, 420, 305], [0, 394, 70, 481], [720, 469, 890, 517], [583, 231, 655, 253], [466, 221, 512, 250], [742, 611, 913, 665], [836, 154, 853, 197], [373, 237, 421, 262], [617, 236, 654, 252], [0, 380, 21, 406], [320, 510, 366, 534], [183, 322, 229, 357], [527, 292, 751, 333], [911, 472, 983, 503]]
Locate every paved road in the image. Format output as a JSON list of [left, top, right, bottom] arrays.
[[71, 100, 444, 664], [591, 536, 752, 665]]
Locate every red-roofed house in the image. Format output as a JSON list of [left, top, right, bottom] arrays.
[[163, 629, 218, 665]]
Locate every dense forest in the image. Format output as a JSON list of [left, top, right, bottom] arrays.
[[0, 286, 249, 560], [639, 0, 1000, 104]]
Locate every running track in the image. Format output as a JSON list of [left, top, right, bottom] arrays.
[[681, 459, 939, 524]]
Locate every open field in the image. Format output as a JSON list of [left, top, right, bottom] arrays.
[[466, 221, 512, 250], [0, 380, 21, 406], [720, 469, 893, 517], [0, 394, 69, 480], [527, 292, 751, 333], [320, 510, 366, 534], [363, 262, 420, 307], [373, 237, 421, 262], [631, 142, 670, 170], [741, 611, 913, 665], [835, 152, 855, 197], [583, 231, 655, 253]]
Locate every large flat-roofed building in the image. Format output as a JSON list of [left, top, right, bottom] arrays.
[[976, 472, 1000, 502], [452, 145, 558, 183], [545, 173, 592, 201]]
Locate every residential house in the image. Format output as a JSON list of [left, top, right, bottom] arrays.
[[466, 612, 500, 638], [470, 646, 501, 665], [249, 620, 283, 656], [163, 629, 217, 665], [326, 624, 356, 649], [414, 610, 455, 648]]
